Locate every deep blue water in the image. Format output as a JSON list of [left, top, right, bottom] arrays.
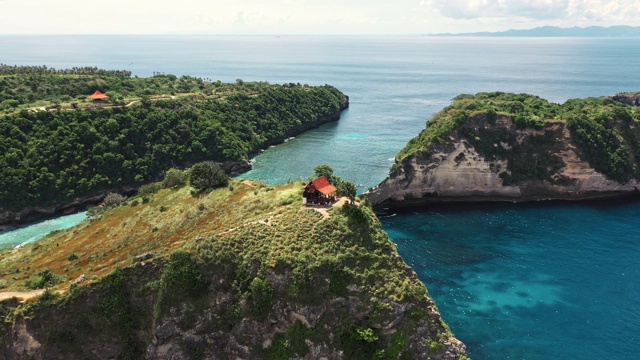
[[2, 35, 640, 359]]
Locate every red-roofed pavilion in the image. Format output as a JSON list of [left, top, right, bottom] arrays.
[[88, 90, 109, 101], [303, 176, 337, 206]]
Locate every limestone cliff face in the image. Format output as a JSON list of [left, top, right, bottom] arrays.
[[367, 113, 640, 209]]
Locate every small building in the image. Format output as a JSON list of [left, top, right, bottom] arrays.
[[88, 90, 109, 101], [303, 176, 337, 206]]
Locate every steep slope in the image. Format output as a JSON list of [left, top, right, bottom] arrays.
[[366, 92, 640, 208], [0, 180, 467, 359]]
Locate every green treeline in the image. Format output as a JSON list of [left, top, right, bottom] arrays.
[[396, 92, 640, 184], [0, 72, 346, 211], [0, 65, 274, 110]]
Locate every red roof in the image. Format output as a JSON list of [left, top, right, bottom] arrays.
[[311, 176, 337, 195], [88, 90, 109, 99]]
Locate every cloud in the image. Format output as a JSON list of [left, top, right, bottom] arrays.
[[421, 0, 640, 26], [423, 0, 569, 20], [0, 0, 638, 34]]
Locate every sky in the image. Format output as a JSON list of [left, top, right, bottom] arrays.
[[1, 0, 639, 35]]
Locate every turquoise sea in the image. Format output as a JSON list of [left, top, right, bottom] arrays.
[[1, 35, 640, 359], [0, 212, 87, 250]]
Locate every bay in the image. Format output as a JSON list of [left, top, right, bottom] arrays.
[[2, 35, 640, 359]]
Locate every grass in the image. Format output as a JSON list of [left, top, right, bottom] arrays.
[[0, 178, 461, 359]]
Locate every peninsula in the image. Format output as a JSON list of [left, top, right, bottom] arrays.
[[0, 170, 468, 359], [0, 66, 349, 225], [366, 91, 640, 209]]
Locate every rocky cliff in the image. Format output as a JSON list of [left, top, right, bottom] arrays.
[[0, 181, 467, 359], [366, 92, 640, 208]]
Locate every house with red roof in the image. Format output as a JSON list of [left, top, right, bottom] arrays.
[[303, 176, 337, 206]]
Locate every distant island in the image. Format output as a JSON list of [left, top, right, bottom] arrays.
[[431, 25, 640, 37]]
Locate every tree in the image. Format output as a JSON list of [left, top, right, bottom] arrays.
[[339, 180, 357, 205], [189, 161, 228, 192], [313, 164, 334, 180], [163, 168, 188, 188]]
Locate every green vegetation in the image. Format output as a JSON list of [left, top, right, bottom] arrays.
[[26, 269, 63, 290], [189, 161, 228, 193], [396, 92, 561, 161], [99, 268, 146, 359], [564, 97, 640, 181], [162, 168, 188, 188], [0, 64, 257, 109], [395, 92, 640, 184], [154, 251, 207, 318], [266, 320, 319, 359], [249, 277, 274, 318], [0, 168, 461, 358], [0, 66, 346, 211]]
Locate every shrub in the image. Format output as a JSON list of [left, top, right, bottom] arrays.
[[163, 168, 188, 188], [154, 251, 207, 317], [87, 206, 102, 217], [103, 192, 126, 208], [68, 253, 78, 261], [250, 277, 273, 318], [0, 99, 19, 110], [337, 325, 380, 360], [138, 182, 162, 196], [189, 162, 228, 192], [26, 269, 63, 289]]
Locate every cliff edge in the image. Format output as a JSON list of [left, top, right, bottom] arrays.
[[0, 180, 467, 359], [366, 92, 640, 208]]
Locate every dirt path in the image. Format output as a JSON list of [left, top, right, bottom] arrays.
[[310, 197, 351, 219], [241, 180, 256, 188], [0, 290, 45, 302]]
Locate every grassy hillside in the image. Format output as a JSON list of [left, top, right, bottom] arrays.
[[0, 178, 467, 359], [395, 92, 640, 183]]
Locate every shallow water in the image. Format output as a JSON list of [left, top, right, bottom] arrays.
[[0, 212, 87, 250]]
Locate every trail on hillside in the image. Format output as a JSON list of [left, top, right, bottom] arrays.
[[0, 290, 45, 302]]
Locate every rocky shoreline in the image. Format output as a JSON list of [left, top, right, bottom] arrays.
[[365, 135, 640, 210]]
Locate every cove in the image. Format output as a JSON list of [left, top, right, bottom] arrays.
[[0, 212, 87, 250], [382, 200, 640, 359]]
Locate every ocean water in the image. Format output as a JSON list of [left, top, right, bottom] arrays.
[[1, 35, 640, 359], [0, 212, 87, 250]]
